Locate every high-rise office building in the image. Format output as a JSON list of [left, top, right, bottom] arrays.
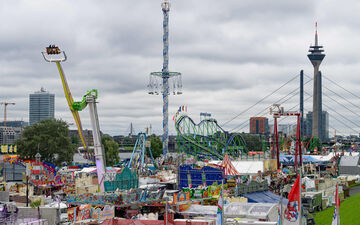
[[304, 111, 329, 141], [250, 117, 269, 136], [29, 87, 55, 125]]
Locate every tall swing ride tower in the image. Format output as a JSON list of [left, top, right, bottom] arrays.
[[148, 0, 182, 155]]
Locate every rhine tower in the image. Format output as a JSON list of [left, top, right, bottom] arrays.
[[307, 23, 325, 139]]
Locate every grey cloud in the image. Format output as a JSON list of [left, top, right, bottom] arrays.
[[0, 0, 359, 136]]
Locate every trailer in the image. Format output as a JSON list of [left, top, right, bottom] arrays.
[[302, 191, 322, 212]]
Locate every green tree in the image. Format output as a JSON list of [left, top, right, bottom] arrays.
[[303, 136, 322, 152], [149, 135, 163, 159], [16, 118, 75, 166], [71, 135, 79, 145], [241, 134, 263, 151], [30, 199, 42, 219], [102, 135, 120, 166]]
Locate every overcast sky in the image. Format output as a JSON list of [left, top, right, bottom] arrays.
[[1, 0, 360, 137]]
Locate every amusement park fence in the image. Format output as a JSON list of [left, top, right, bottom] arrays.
[[237, 151, 271, 161], [3, 162, 25, 182], [0, 210, 49, 225]]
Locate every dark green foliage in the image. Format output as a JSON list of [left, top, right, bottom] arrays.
[[71, 135, 79, 146], [303, 136, 322, 152], [16, 118, 75, 166], [149, 135, 162, 159], [240, 134, 263, 151], [102, 135, 120, 166]]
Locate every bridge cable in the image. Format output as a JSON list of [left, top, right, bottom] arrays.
[[322, 75, 360, 100], [222, 74, 299, 126], [229, 77, 313, 132], [304, 91, 359, 133], [304, 73, 360, 112], [229, 90, 299, 132]]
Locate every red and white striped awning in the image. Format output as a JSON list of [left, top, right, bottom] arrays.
[[220, 153, 241, 176]]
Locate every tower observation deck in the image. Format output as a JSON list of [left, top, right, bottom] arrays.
[[307, 23, 325, 139]]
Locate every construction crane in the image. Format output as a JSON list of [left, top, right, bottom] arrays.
[[0, 102, 15, 127], [42, 46, 107, 192]]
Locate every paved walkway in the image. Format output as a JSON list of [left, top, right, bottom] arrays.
[[349, 185, 360, 196]]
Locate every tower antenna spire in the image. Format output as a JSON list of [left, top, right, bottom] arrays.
[[315, 22, 318, 46]]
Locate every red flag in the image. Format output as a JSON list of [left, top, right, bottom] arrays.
[[289, 175, 300, 205], [332, 184, 340, 225], [285, 175, 300, 222], [335, 185, 340, 207]]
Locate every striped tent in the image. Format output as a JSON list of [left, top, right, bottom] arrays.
[[220, 153, 240, 176]]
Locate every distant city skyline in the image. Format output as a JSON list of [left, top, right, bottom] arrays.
[[0, 0, 359, 137]]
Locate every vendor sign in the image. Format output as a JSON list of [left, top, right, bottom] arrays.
[[91, 205, 115, 220], [78, 204, 92, 221], [173, 191, 190, 204]]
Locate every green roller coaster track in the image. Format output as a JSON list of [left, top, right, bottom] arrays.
[[175, 115, 248, 160]]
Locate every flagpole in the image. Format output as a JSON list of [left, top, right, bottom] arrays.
[[298, 113, 302, 225], [337, 185, 340, 225], [299, 167, 302, 225], [299, 146, 302, 225], [280, 181, 283, 225], [222, 167, 225, 225]]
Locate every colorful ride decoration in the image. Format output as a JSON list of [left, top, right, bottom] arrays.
[[176, 184, 222, 202], [0, 145, 17, 154], [220, 153, 240, 176], [68, 205, 115, 222], [175, 114, 248, 160], [3, 156, 63, 186]]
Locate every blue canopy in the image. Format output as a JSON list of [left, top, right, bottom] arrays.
[[243, 191, 288, 204]]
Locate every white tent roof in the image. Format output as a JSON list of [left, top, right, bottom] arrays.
[[45, 202, 67, 209], [311, 152, 359, 162], [340, 156, 360, 167], [210, 160, 263, 175]]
